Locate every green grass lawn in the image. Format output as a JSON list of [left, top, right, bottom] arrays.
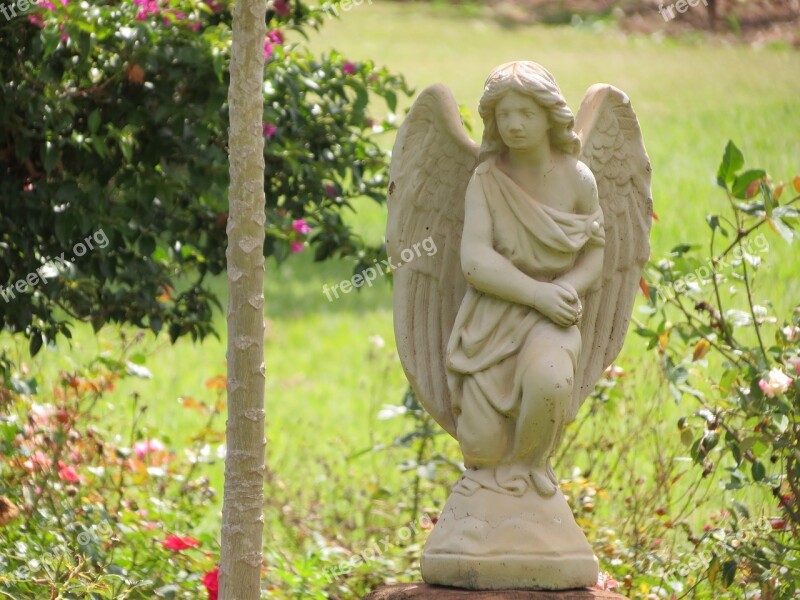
[[3, 2, 800, 597]]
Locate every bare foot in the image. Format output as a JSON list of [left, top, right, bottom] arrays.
[[531, 466, 557, 497]]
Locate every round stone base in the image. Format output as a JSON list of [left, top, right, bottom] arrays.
[[363, 583, 627, 599], [420, 481, 598, 590]]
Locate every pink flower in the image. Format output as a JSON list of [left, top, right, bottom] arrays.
[[203, 567, 219, 600], [290, 241, 304, 253], [57, 461, 79, 484], [27, 14, 45, 26], [267, 29, 283, 44], [24, 450, 51, 472], [263, 41, 273, 60], [133, 438, 165, 459], [595, 571, 620, 591], [759, 367, 793, 398], [324, 183, 337, 199], [189, 21, 202, 32], [342, 60, 356, 75], [262, 122, 277, 138], [292, 219, 311, 235], [273, 0, 290, 17], [163, 534, 200, 551], [788, 356, 800, 376]]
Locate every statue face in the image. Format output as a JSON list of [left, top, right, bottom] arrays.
[[494, 90, 550, 152]]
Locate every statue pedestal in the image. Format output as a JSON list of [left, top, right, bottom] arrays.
[[420, 485, 597, 590], [363, 583, 627, 599]]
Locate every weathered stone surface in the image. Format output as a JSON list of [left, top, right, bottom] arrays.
[[364, 583, 627, 599], [387, 60, 652, 590]]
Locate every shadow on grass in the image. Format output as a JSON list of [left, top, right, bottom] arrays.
[[203, 251, 394, 322]]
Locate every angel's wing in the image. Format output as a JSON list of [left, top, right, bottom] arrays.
[[569, 84, 654, 423], [386, 84, 479, 438]]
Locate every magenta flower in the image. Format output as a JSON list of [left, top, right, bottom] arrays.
[[342, 60, 356, 75], [28, 14, 44, 26], [290, 241, 304, 253], [134, 0, 159, 20], [263, 40, 273, 60], [268, 28, 284, 44], [262, 122, 277, 138], [273, 0, 290, 17], [205, 0, 222, 13], [189, 21, 202, 31], [292, 219, 311, 235]]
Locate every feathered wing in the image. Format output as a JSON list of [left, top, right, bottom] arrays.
[[569, 84, 654, 423], [386, 84, 479, 438]]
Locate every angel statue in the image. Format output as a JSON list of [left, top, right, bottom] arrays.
[[386, 61, 653, 590]]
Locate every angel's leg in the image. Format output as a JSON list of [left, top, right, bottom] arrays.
[[513, 323, 579, 496], [456, 376, 512, 469]]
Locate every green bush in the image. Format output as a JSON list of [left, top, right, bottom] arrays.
[[0, 0, 410, 351], [633, 142, 800, 598]]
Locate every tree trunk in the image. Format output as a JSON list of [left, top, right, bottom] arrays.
[[220, 0, 267, 597]]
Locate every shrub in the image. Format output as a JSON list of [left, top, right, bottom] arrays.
[[0, 339, 225, 598], [0, 0, 410, 351]]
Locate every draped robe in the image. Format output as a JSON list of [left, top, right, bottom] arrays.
[[446, 156, 605, 495]]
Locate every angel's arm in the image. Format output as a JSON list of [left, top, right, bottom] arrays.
[[460, 175, 542, 307], [554, 163, 604, 297]]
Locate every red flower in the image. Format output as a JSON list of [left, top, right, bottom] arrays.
[[57, 461, 80, 484], [203, 567, 219, 600], [342, 60, 356, 75], [163, 534, 201, 551]]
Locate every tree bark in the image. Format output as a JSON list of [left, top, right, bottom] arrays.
[[220, 0, 267, 597]]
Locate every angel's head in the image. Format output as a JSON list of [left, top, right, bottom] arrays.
[[478, 61, 580, 162]]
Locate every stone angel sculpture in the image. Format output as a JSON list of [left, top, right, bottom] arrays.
[[386, 61, 653, 591]]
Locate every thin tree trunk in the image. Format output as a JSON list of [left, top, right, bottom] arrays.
[[220, 0, 266, 597]]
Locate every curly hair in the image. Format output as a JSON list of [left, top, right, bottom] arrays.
[[477, 61, 580, 163]]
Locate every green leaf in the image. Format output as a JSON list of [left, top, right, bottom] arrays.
[[768, 217, 796, 244], [42, 141, 58, 174], [717, 141, 744, 190], [88, 110, 101, 134], [751, 460, 766, 482], [29, 332, 43, 357], [721, 560, 737, 588], [731, 169, 765, 199], [138, 235, 156, 256], [385, 90, 397, 113], [680, 428, 694, 447]]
